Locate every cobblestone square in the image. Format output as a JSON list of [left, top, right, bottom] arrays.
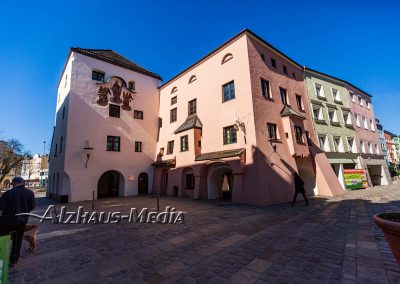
[[8, 183, 400, 283]]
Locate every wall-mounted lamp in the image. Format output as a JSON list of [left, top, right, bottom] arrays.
[[83, 140, 94, 168]]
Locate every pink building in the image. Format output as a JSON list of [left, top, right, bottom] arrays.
[[153, 30, 343, 206], [348, 86, 390, 185]]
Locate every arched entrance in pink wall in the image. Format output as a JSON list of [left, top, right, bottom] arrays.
[[199, 161, 233, 200], [138, 172, 148, 195], [97, 170, 124, 198]]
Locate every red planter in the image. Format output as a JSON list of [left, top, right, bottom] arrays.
[[374, 213, 400, 265]]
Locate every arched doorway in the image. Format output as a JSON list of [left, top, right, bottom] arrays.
[[98, 170, 123, 198], [138, 172, 148, 195], [207, 164, 233, 200]]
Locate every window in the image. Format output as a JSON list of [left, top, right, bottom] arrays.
[[280, 87, 288, 105], [167, 141, 174, 155], [347, 137, 357, 153], [221, 53, 233, 64], [354, 113, 361, 127], [368, 142, 373, 154], [171, 96, 177, 105], [267, 123, 278, 140], [313, 105, 324, 120], [170, 108, 177, 123], [62, 106, 65, 120], [271, 58, 277, 68], [128, 81, 135, 90], [189, 75, 197, 83], [367, 102, 372, 109], [171, 87, 178, 94], [350, 93, 356, 102], [295, 95, 303, 110], [64, 74, 68, 88], [135, 141, 142, 152], [376, 144, 380, 155], [358, 96, 363, 106], [361, 140, 366, 153], [318, 135, 330, 152], [60, 137, 63, 153], [315, 83, 325, 98], [261, 79, 271, 99], [109, 104, 120, 118], [363, 117, 368, 129], [180, 135, 189, 151], [54, 144, 58, 157], [222, 81, 235, 102], [223, 126, 237, 144], [332, 89, 341, 102], [343, 112, 352, 125], [292, 72, 296, 79], [333, 136, 343, 152], [188, 99, 197, 115], [294, 126, 303, 144], [260, 54, 265, 61], [186, 174, 195, 189], [370, 119, 375, 131], [92, 70, 104, 82], [107, 136, 120, 151], [328, 109, 338, 123], [283, 66, 288, 75], [134, 110, 144, 119]]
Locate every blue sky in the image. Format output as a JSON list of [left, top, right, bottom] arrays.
[[0, 0, 399, 154]]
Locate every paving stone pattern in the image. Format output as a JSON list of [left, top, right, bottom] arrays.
[[8, 182, 400, 283]]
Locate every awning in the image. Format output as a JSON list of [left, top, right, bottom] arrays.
[[195, 148, 245, 161], [151, 158, 176, 168]]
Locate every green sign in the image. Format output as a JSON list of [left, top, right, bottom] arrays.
[[0, 235, 10, 284]]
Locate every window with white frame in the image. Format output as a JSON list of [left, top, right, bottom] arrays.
[[315, 83, 325, 98], [350, 93, 356, 102], [332, 88, 341, 102], [328, 108, 338, 123], [347, 137, 357, 153], [313, 105, 324, 120], [354, 113, 360, 127], [367, 101, 371, 109], [318, 134, 330, 152], [370, 119, 375, 131], [361, 140, 366, 153], [363, 117, 368, 129], [368, 142, 373, 154], [358, 96, 363, 106], [333, 136, 344, 152], [343, 111, 352, 125], [376, 144, 380, 155]]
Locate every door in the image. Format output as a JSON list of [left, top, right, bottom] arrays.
[[138, 172, 148, 195]]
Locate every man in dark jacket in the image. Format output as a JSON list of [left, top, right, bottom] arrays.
[[0, 177, 36, 266], [291, 172, 309, 206]]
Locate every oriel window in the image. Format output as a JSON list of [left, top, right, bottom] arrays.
[[180, 135, 189, 151]]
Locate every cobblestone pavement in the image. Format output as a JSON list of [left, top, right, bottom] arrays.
[[8, 182, 400, 283]]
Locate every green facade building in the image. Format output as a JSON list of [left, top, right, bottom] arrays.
[[304, 68, 358, 189]]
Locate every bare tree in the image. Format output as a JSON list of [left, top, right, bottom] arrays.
[[0, 139, 29, 185]]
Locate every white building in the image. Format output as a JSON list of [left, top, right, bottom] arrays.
[[21, 154, 49, 186], [48, 48, 162, 202]]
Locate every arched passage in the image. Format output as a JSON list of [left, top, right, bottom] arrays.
[[207, 165, 233, 200], [98, 170, 124, 198], [138, 172, 148, 195]]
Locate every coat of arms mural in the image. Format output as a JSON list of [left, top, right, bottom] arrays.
[[96, 76, 134, 111]]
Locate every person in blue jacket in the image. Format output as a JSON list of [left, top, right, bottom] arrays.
[[0, 177, 36, 266]]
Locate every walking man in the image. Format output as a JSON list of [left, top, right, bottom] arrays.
[[291, 172, 309, 206], [0, 177, 36, 266]]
